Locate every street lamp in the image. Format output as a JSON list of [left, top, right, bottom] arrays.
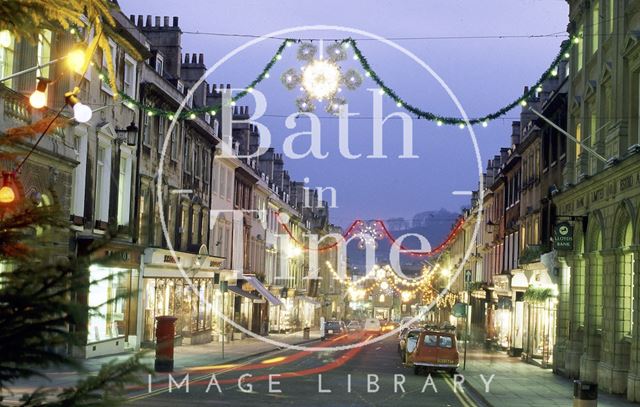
[[115, 121, 139, 146]]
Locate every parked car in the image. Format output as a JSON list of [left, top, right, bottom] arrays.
[[362, 318, 381, 335], [398, 328, 422, 358], [322, 320, 346, 340], [402, 327, 460, 375], [346, 321, 362, 332]]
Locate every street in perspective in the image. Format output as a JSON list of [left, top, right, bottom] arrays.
[[2, 1, 640, 406]]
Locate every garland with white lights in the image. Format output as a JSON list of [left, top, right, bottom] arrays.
[[96, 35, 575, 127]]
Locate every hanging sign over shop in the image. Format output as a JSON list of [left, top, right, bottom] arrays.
[[553, 221, 574, 250]]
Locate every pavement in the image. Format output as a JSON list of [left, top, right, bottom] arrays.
[[461, 347, 638, 407], [4, 329, 322, 399]]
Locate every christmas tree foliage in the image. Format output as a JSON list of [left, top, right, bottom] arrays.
[[0, 199, 150, 405]]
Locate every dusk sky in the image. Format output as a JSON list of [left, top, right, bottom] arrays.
[[120, 0, 569, 226]]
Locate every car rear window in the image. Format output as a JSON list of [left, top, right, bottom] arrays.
[[424, 334, 437, 347], [326, 322, 340, 329], [439, 335, 453, 348]]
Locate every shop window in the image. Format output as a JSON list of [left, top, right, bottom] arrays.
[[87, 266, 131, 343]]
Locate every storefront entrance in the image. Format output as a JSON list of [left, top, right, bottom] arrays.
[[140, 248, 224, 347]]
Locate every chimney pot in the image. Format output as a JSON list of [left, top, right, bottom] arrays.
[[184, 53, 189, 63], [173, 16, 179, 27], [130, 14, 135, 23], [145, 15, 151, 27], [155, 16, 161, 27], [198, 53, 204, 64], [164, 16, 169, 26], [191, 53, 197, 64]]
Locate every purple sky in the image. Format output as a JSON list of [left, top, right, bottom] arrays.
[[119, 0, 569, 226]]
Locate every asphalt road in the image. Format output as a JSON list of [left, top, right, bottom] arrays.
[[127, 334, 481, 407]]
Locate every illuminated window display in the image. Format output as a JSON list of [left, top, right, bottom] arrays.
[[143, 277, 213, 342], [87, 266, 132, 343]]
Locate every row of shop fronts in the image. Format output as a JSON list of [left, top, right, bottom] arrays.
[[478, 252, 560, 368], [83, 246, 322, 358]]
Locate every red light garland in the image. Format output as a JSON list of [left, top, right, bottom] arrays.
[[275, 212, 465, 257]]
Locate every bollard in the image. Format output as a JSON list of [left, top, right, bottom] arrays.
[[155, 316, 178, 372], [303, 327, 310, 339], [573, 380, 597, 407]]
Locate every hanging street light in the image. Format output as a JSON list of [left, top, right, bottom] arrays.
[[115, 121, 139, 146]]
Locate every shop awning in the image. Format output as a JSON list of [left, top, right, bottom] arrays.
[[228, 286, 262, 302], [244, 276, 283, 306], [299, 296, 322, 308]]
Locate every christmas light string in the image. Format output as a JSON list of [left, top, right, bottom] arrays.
[[93, 35, 577, 127], [375, 218, 465, 257], [276, 213, 464, 257]]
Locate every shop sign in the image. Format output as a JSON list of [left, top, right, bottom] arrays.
[[553, 222, 574, 250], [493, 275, 510, 294], [163, 255, 180, 264]]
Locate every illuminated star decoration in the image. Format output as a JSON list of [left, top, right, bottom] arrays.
[[281, 41, 362, 114], [352, 221, 385, 250]]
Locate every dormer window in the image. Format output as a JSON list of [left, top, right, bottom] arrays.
[[155, 54, 164, 76]]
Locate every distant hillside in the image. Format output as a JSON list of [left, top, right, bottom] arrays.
[[346, 209, 459, 272]]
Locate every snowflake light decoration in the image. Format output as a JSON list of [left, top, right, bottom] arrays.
[[353, 221, 385, 250], [281, 41, 362, 114]]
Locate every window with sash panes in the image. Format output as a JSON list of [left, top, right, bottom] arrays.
[[157, 116, 165, 153], [0, 32, 15, 88], [170, 124, 178, 161], [184, 137, 191, 174]]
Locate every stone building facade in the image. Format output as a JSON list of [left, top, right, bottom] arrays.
[[554, 0, 640, 400]]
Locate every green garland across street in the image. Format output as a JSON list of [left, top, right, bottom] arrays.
[[107, 35, 576, 127]]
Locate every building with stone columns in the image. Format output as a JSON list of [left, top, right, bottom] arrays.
[[555, 0, 640, 401]]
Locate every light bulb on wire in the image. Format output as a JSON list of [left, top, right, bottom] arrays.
[[65, 87, 92, 123], [73, 102, 92, 123], [29, 78, 49, 109], [66, 48, 86, 72]]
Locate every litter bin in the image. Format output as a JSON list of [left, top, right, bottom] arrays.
[[155, 316, 178, 372], [573, 380, 597, 407], [303, 327, 310, 339]]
